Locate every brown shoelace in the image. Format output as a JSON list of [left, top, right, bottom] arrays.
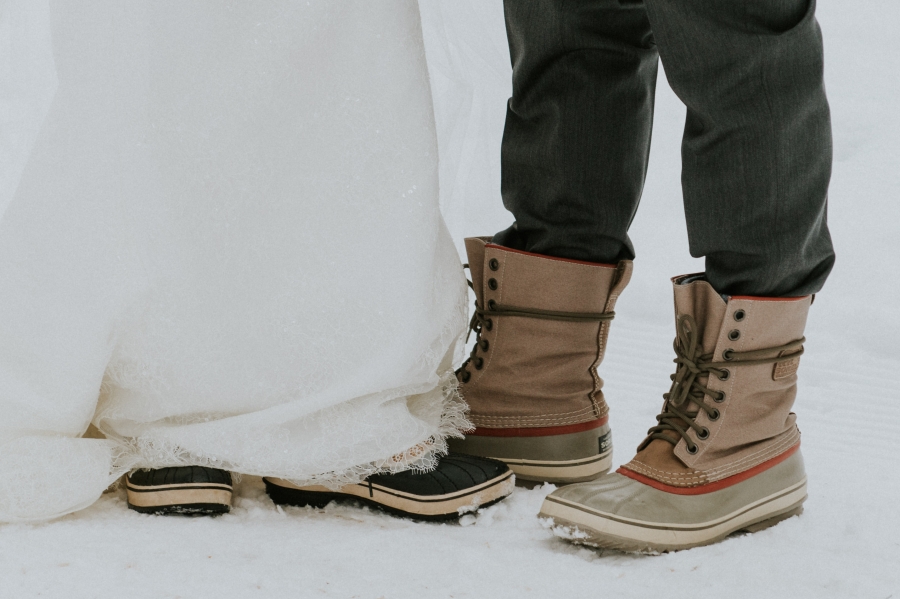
[[455, 266, 615, 383], [643, 313, 805, 453]]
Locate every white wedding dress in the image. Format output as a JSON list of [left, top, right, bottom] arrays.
[[0, 0, 509, 522]]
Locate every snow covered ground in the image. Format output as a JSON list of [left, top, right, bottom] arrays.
[[1, 1, 898, 597]]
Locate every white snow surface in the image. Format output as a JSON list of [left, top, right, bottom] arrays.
[[1, 0, 898, 597]]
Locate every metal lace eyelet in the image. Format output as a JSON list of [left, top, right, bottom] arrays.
[[709, 409, 720, 421], [714, 392, 726, 403], [488, 299, 497, 311], [480, 339, 489, 351], [489, 258, 499, 271], [474, 357, 484, 370], [488, 278, 498, 290], [687, 444, 699, 455], [698, 427, 710, 440], [728, 329, 741, 341], [723, 349, 734, 361], [462, 371, 471, 383], [718, 369, 730, 381], [734, 309, 746, 322], [485, 319, 493, 331]]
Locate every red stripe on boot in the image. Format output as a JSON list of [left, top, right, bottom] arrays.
[[466, 415, 609, 438], [617, 442, 800, 495]]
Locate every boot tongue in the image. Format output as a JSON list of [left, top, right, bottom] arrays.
[[672, 275, 727, 356], [637, 276, 729, 460], [464, 237, 491, 301]]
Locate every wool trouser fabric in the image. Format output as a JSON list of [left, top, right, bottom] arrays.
[[493, 0, 835, 297]]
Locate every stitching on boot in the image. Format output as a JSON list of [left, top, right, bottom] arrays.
[[624, 461, 708, 486], [705, 429, 798, 476], [702, 434, 799, 482], [472, 414, 602, 427], [471, 403, 600, 424], [626, 461, 706, 479], [472, 404, 599, 419], [704, 430, 800, 481]]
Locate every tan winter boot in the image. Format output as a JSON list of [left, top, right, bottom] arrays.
[[448, 237, 632, 483], [540, 274, 810, 552]]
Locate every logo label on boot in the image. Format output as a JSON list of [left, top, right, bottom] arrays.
[[598, 431, 613, 455], [773, 357, 800, 380]]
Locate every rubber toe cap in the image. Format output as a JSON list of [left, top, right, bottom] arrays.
[[127, 466, 233, 487], [367, 452, 510, 497]]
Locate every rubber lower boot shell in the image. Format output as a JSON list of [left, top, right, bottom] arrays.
[[264, 453, 514, 521], [450, 419, 612, 483], [126, 466, 233, 516]]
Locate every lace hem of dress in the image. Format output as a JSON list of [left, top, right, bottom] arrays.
[[103, 370, 470, 491]]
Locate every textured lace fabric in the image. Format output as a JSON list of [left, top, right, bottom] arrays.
[[0, 0, 489, 522], [643, 314, 805, 452]]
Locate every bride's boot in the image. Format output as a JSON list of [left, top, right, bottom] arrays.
[[539, 274, 810, 551], [264, 453, 514, 521], [448, 237, 632, 483], [125, 467, 233, 515]]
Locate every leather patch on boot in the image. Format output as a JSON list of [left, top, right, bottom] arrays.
[[773, 356, 800, 380]]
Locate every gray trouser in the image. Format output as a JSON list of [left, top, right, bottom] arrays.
[[493, 0, 835, 297]]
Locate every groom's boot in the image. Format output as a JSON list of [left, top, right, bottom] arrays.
[[126, 466, 233, 515], [540, 275, 810, 552], [449, 237, 632, 483]]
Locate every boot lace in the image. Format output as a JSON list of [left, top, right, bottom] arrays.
[[454, 264, 616, 383], [643, 313, 805, 453]]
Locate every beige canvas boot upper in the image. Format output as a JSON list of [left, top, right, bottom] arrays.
[[457, 237, 632, 430], [621, 274, 810, 488]]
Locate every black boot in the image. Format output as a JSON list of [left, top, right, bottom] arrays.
[[126, 466, 233, 516], [264, 453, 514, 521]]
